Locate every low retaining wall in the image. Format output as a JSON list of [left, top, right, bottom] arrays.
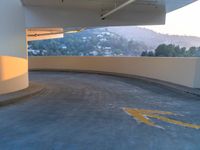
[[29, 56, 200, 88]]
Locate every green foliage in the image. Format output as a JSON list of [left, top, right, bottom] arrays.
[[141, 51, 154, 57], [141, 44, 200, 57]]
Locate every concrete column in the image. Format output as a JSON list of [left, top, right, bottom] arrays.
[[0, 0, 28, 95]]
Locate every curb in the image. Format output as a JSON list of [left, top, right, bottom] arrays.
[[0, 82, 45, 107]]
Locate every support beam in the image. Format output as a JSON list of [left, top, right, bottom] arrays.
[[101, 0, 136, 20], [26, 28, 85, 41]]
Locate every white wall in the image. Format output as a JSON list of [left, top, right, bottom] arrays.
[[0, 0, 26, 58], [29, 57, 200, 88]]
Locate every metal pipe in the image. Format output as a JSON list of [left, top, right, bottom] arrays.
[[101, 0, 136, 20]]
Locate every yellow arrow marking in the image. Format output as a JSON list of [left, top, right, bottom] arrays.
[[123, 108, 200, 129]]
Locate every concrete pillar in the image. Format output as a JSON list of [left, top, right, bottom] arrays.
[[0, 0, 28, 95]]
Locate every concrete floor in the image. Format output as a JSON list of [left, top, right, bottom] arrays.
[[0, 71, 200, 150]]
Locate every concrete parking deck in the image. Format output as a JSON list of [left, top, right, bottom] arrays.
[[0, 71, 200, 150]]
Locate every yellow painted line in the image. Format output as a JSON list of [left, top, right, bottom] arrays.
[[123, 108, 200, 129], [148, 114, 200, 129], [124, 108, 157, 127]]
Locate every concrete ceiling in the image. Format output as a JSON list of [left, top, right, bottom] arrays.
[[22, 0, 160, 9], [21, 0, 196, 12], [166, 0, 197, 12], [22, 0, 197, 28]]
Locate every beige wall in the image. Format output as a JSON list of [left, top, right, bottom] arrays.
[[29, 56, 200, 88], [194, 58, 200, 88], [0, 0, 28, 95]]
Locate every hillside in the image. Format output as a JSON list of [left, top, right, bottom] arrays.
[[106, 26, 200, 50], [28, 28, 148, 56], [29, 27, 200, 56]]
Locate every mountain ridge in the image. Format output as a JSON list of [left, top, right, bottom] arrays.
[[106, 26, 200, 50]]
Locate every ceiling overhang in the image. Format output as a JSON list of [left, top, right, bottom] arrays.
[[21, 0, 197, 28]]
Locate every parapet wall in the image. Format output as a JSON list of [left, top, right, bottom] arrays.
[[29, 56, 200, 88]]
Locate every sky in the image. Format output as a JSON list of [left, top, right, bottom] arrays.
[[144, 0, 200, 37]]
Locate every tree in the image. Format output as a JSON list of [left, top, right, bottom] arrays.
[[148, 51, 155, 57], [141, 51, 155, 57], [141, 51, 148, 56], [155, 44, 176, 57], [186, 47, 197, 57], [142, 44, 200, 57]]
